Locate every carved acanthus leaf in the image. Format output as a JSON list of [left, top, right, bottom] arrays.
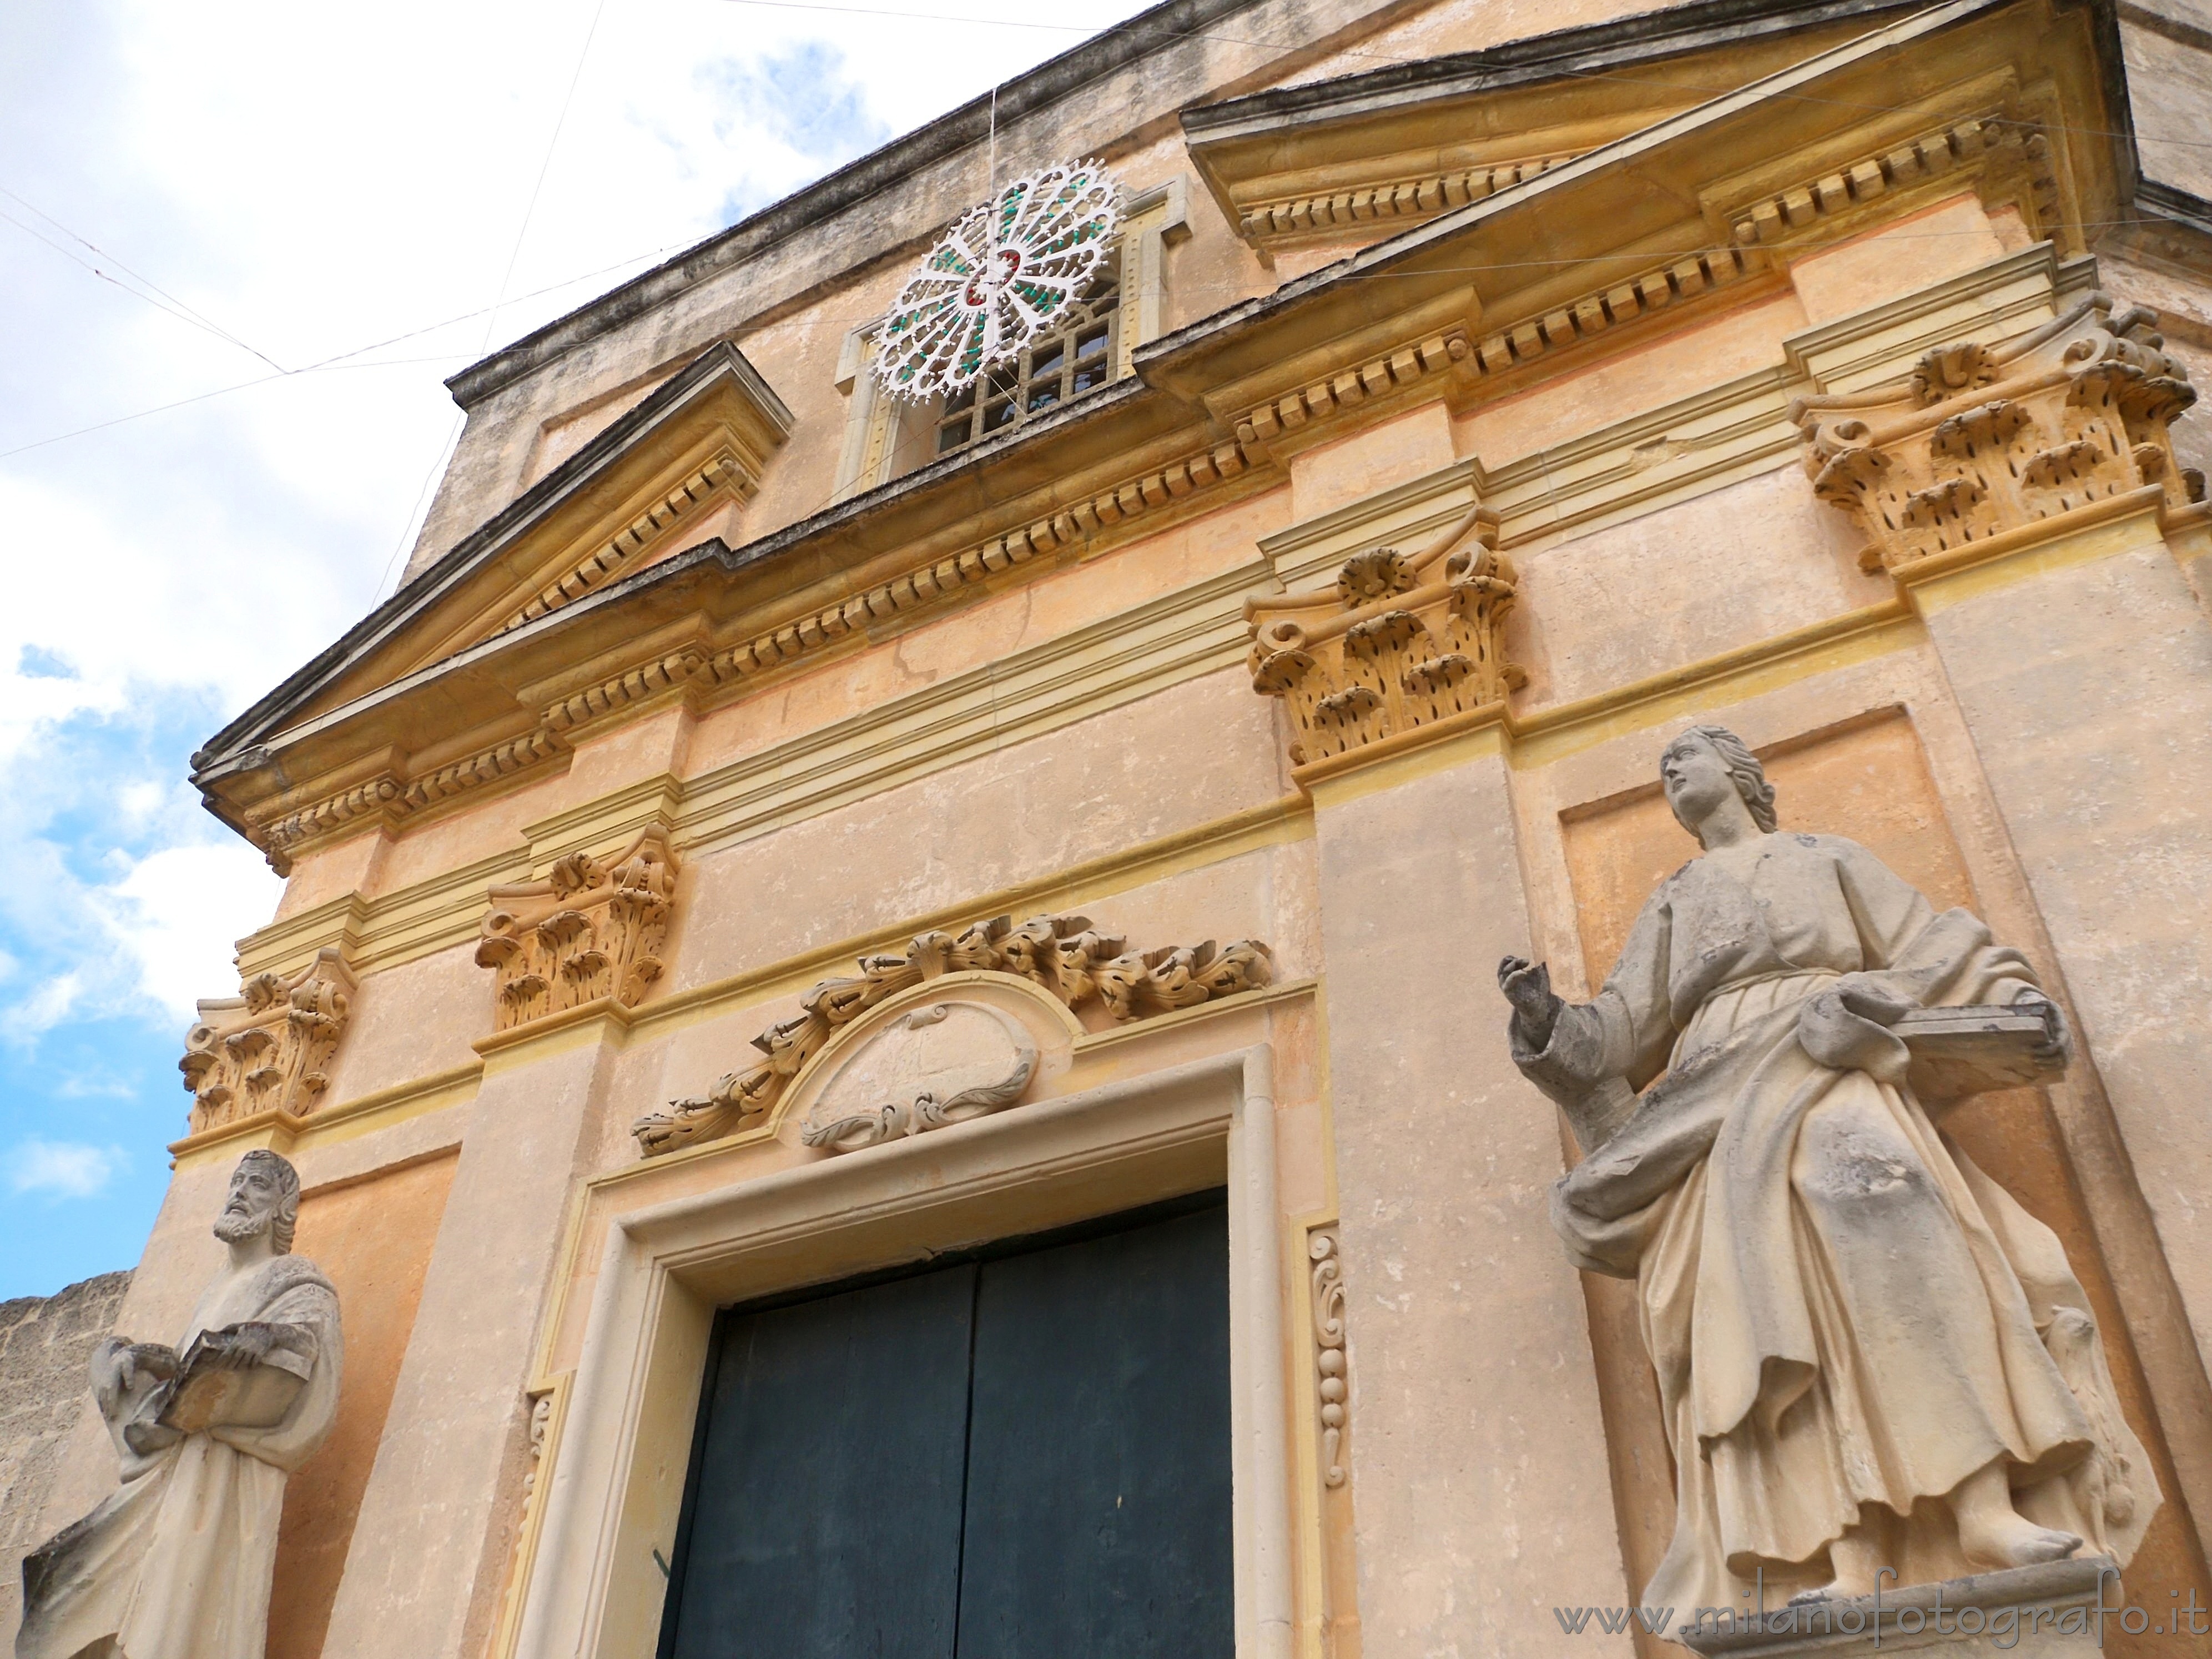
[[178, 946, 357, 1136], [476, 827, 679, 1031], [1247, 502, 1525, 770], [1792, 292, 2204, 571], [632, 912, 1274, 1157]]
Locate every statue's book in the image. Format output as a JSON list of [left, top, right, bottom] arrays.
[[148, 1323, 316, 1434]]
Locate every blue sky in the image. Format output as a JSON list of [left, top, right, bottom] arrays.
[[0, 0, 1123, 1299]]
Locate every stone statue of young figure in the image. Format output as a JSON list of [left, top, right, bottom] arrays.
[[18, 1150, 342, 1659], [1498, 725, 2158, 1612]]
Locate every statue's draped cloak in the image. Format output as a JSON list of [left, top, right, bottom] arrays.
[[1515, 832, 2155, 1610], [18, 1254, 342, 1659]]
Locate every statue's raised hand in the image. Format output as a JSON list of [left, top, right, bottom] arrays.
[[1497, 956, 1562, 1050]]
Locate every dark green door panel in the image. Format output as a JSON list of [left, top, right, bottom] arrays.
[[956, 1204, 1234, 1659], [659, 1264, 976, 1659], [659, 1196, 1231, 1659]]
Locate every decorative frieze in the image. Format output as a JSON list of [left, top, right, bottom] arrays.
[[703, 437, 1254, 687], [245, 436, 1260, 871], [261, 730, 565, 863], [1310, 1227, 1349, 1488], [541, 648, 708, 735], [1727, 115, 2058, 249], [1247, 503, 1524, 769], [632, 911, 1274, 1157], [1236, 331, 1470, 449], [1469, 246, 1756, 380], [1237, 152, 1576, 242], [1792, 292, 2203, 571], [499, 453, 745, 636], [476, 827, 679, 1031], [178, 946, 357, 1135]]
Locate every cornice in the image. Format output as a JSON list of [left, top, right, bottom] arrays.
[[195, 341, 789, 773], [195, 0, 2137, 868], [1178, 0, 1938, 143]]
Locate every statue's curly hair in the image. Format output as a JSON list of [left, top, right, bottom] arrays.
[[233, 1149, 303, 1255], [1666, 724, 1778, 833]]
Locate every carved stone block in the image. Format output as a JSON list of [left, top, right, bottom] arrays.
[[476, 827, 678, 1032], [798, 1001, 1039, 1153], [632, 911, 1273, 1157], [178, 946, 357, 1136], [1792, 293, 2203, 572], [1246, 502, 1524, 770]]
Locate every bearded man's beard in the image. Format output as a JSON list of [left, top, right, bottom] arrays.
[[214, 1209, 269, 1244]]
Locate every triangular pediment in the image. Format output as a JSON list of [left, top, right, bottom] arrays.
[[1181, 0, 1945, 253], [190, 0, 2144, 872], [278, 341, 792, 735]]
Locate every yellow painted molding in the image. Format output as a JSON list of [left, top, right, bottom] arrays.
[[629, 793, 1314, 1042], [167, 1058, 481, 1166], [1506, 598, 1918, 768], [472, 997, 638, 1070], [1895, 486, 2168, 615]]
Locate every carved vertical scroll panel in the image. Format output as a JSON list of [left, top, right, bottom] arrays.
[[1310, 1225, 1349, 1489]]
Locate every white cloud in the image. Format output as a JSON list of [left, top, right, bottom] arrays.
[[7, 1138, 123, 1200], [0, 0, 1142, 1211], [100, 843, 285, 1023]]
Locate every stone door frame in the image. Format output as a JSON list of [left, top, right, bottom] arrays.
[[510, 1044, 1295, 1659]]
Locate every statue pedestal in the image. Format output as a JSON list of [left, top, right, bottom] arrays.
[[1679, 1558, 2127, 1657]]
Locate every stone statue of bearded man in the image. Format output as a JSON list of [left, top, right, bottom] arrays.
[[1498, 725, 2157, 1611], [18, 1150, 343, 1659]]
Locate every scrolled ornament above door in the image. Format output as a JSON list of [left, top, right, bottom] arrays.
[[872, 159, 1121, 402]]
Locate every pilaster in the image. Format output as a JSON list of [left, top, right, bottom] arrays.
[[1307, 725, 1629, 1658], [1897, 492, 2212, 1382], [318, 1007, 632, 1659]]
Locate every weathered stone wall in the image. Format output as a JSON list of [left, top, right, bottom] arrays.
[[0, 1270, 129, 1638]]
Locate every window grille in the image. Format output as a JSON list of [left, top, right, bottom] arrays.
[[926, 264, 1121, 462]]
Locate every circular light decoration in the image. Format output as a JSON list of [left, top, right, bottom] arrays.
[[873, 158, 1121, 403]]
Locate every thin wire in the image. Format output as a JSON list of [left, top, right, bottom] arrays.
[[379, 0, 612, 600], [714, 0, 2212, 152], [482, 0, 612, 352], [0, 215, 2161, 467], [0, 205, 289, 372], [0, 357, 473, 463], [0, 185, 286, 369]]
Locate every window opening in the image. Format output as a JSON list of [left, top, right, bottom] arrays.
[[906, 260, 1121, 469]]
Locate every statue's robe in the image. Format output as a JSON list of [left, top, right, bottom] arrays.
[[18, 1254, 342, 1659], [1514, 832, 2157, 1610]]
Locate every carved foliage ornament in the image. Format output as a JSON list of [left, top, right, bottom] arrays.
[[1792, 291, 2203, 571], [179, 947, 357, 1137], [632, 911, 1273, 1157], [1310, 1228, 1349, 1488], [1247, 502, 1525, 768], [874, 159, 1121, 402], [799, 1001, 1039, 1154], [476, 827, 678, 1031]]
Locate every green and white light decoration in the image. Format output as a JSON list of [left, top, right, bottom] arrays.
[[873, 159, 1121, 401]]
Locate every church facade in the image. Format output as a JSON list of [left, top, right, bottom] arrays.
[[9, 0, 2212, 1652]]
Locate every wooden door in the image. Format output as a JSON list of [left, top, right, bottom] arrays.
[[659, 1196, 1231, 1659]]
